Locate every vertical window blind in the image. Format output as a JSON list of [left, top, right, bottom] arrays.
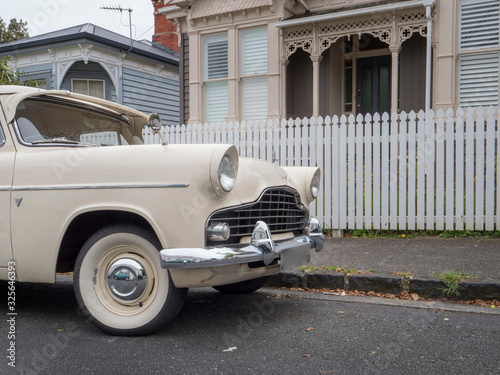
[[241, 27, 268, 121], [203, 33, 228, 123], [459, 0, 500, 107]]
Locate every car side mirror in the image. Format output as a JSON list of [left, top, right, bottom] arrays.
[[147, 113, 168, 145]]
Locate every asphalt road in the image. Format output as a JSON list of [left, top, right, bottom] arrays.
[[1, 276, 499, 375]]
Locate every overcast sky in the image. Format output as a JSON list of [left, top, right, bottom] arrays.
[[3, 1, 155, 40]]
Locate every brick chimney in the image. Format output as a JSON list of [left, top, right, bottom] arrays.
[[151, 0, 179, 54]]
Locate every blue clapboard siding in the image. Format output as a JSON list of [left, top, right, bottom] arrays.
[[122, 68, 180, 126]]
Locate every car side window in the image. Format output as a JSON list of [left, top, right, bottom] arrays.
[[0, 125, 5, 147]]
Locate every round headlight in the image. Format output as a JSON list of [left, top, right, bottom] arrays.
[[311, 174, 320, 199], [218, 155, 236, 192]]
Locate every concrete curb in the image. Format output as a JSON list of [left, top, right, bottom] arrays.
[[265, 271, 500, 301]]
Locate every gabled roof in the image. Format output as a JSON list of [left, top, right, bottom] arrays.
[[0, 23, 178, 67]]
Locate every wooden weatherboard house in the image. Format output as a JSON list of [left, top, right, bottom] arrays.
[[154, 0, 500, 123], [0, 23, 180, 126]]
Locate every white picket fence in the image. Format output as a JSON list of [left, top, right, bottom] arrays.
[[143, 108, 499, 232]]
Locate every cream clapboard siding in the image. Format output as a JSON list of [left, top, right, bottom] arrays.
[[144, 109, 499, 232]]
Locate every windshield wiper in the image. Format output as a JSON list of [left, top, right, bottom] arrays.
[[31, 139, 94, 146]]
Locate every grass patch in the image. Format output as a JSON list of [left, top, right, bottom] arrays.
[[435, 271, 476, 298], [298, 264, 362, 274], [342, 229, 500, 239]]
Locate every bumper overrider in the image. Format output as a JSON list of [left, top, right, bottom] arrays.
[[159, 218, 324, 271]]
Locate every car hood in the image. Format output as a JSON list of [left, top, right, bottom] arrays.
[[234, 157, 296, 201]]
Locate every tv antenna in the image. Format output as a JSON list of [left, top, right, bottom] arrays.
[[100, 5, 134, 50]]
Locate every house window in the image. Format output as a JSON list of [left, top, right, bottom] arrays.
[[458, 0, 500, 107], [32, 79, 47, 89], [71, 79, 105, 99], [22, 77, 46, 89], [240, 27, 268, 121], [203, 33, 228, 123]]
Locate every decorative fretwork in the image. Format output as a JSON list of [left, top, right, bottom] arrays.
[[368, 29, 392, 45], [283, 10, 428, 57], [399, 25, 427, 44], [319, 18, 392, 35], [319, 36, 341, 54], [286, 39, 313, 58], [285, 28, 313, 40], [399, 12, 426, 24]]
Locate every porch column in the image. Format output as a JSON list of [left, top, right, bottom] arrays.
[[310, 54, 322, 118], [425, 2, 433, 112], [226, 26, 238, 122], [280, 59, 289, 118], [188, 31, 201, 124], [389, 45, 400, 114]]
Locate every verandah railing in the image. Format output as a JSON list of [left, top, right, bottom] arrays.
[[143, 108, 499, 231]]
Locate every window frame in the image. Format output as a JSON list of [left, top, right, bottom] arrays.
[[239, 26, 268, 121], [458, 0, 500, 107], [71, 78, 106, 99], [459, 0, 500, 51], [203, 32, 229, 123]]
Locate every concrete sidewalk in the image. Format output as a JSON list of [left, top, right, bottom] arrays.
[[267, 237, 500, 301], [310, 237, 500, 280]]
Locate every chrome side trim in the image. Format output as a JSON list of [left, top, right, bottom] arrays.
[[12, 183, 189, 191], [0, 186, 10, 191]]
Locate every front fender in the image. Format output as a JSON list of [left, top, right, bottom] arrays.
[[281, 166, 321, 204]]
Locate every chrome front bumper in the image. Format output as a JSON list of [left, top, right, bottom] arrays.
[[159, 218, 324, 271]]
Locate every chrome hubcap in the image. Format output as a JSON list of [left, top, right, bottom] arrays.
[[106, 258, 147, 302]]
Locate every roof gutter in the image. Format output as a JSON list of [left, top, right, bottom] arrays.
[[275, 0, 435, 28]]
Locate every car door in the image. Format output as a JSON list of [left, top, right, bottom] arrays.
[[0, 118, 15, 278]]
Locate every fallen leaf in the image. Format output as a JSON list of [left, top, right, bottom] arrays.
[[303, 354, 311, 357], [223, 347, 237, 352], [337, 311, 345, 314], [305, 327, 315, 331], [443, 318, 449, 321], [411, 293, 419, 301], [57, 329, 64, 332], [492, 305, 496, 308]]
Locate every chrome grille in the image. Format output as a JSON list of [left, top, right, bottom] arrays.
[[207, 188, 307, 245]]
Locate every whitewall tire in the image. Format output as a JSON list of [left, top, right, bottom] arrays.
[[74, 224, 187, 336]]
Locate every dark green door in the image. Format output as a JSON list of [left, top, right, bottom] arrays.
[[356, 56, 391, 115]]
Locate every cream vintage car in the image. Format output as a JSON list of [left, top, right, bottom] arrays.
[[0, 86, 323, 335]]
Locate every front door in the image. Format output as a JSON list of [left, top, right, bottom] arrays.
[[356, 56, 391, 116], [0, 122, 14, 274]]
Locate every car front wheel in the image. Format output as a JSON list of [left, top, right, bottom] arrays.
[[74, 224, 187, 336]]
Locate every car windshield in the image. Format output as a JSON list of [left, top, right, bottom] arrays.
[[14, 97, 143, 146]]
